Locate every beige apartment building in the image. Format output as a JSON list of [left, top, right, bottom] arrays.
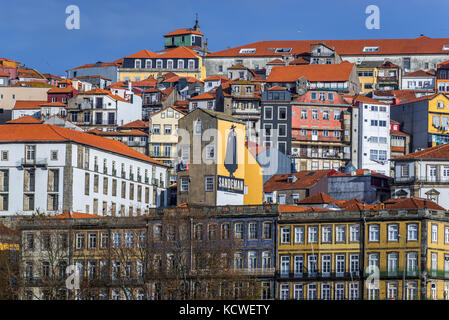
[[149, 105, 186, 186], [0, 87, 50, 110]]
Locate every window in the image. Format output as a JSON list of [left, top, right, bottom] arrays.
[[0, 151, 7, 161], [205, 176, 214, 192], [445, 227, 449, 244], [308, 255, 318, 276], [321, 226, 332, 243], [281, 227, 290, 244], [336, 255, 345, 277], [350, 225, 359, 242], [387, 253, 398, 275], [113, 232, 122, 248], [350, 255, 359, 275], [432, 224, 438, 242], [349, 283, 359, 300], [76, 233, 85, 250], [308, 226, 318, 243], [234, 223, 244, 239], [336, 225, 346, 242], [280, 256, 290, 277], [248, 222, 257, 240], [387, 282, 398, 300], [278, 107, 287, 120], [388, 224, 399, 241], [321, 283, 331, 300], [205, 144, 215, 160], [88, 233, 97, 249], [293, 255, 304, 277], [311, 110, 319, 120], [335, 283, 345, 300], [293, 284, 303, 300], [369, 224, 379, 242], [262, 251, 272, 269], [180, 177, 189, 192], [134, 60, 141, 69], [307, 283, 317, 300], [294, 226, 304, 243], [408, 224, 418, 241], [280, 284, 289, 300], [407, 252, 418, 275], [262, 222, 272, 239], [321, 255, 331, 277]]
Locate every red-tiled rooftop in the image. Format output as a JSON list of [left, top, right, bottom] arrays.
[[7, 116, 43, 124], [190, 92, 215, 101], [163, 28, 203, 37], [383, 197, 445, 211], [119, 119, 149, 129], [0, 123, 165, 166], [330, 169, 390, 179], [264, 170, 336, 192], [297, 192, 338, 205], [393, 142, 449, 160], [267, 61, 355, 83], [50, 211, 104, 219], [12, 100, 48, 110], [278, 204, 329, 213]]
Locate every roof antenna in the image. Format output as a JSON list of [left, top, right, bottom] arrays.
[[194, 13, 200, 32]]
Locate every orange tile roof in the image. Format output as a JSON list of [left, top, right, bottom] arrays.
[[264, 170, 335, 192], [119, 120, 149, 129], [0, 124, 165, 166], [289, 57, 309, 65], [47, 85, 77, 94], [278, 204, 329, 212], [403, 70, 435, 77], [50, 211, 104, 219], [80, 88, 129, 102], [158, 46, 200, 59], [125, 49, 158, 59], [6, 116, 42, 124], [228, 64, 247, 70], [39, 102, 67, 107], [204, 75, 230, 82], [190, 92, 215, 101], [267, 61, 355, 82], [393, 142, 449, 160], [164, 28, 203, 37], [13, 100, 48, 110], [394, 92, 442, 106], [0, 71, 9, 77], [330, 169, 390, 179], [383, 197, 445, 210], [353, 94, 389, 105], [297, 192, 338, 204], [207, 36, 449, 57], [268, 85, 287, 91]]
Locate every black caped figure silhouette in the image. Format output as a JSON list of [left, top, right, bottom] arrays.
[[224, 125, 238, 178]]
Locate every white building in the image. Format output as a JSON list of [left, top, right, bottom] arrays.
[[0, 120, 168, 216], [401, 70, 435, 92], [12, 101, 68, 121], [67, 88, 142, 131], [203, 75, 229, 92], [392, 143, 449, 210], [354, 95, 391, 176]]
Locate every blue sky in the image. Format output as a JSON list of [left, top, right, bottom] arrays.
[[1, 0, 449, 76]]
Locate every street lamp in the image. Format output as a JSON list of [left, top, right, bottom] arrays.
[[398, 234, 406, 300]]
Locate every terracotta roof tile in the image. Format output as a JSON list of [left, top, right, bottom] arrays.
[[278, 204, 328, 212], [163, 28, 203, 37], [6, 116, 42, 124], [297, 192, 338, 204], [119, 120, 149, 129], [50, 211, 104, 219], [383, 197, 445, 210], [267, 62, 355, 83], [125, 49, 158, 59], [393, 142, 449, 160], [0, 123, 165, 166], [190, 92, 215, 101], [12, 100, 48, 110], [264, 170, 335, 193], [403, 70, 435, 77]]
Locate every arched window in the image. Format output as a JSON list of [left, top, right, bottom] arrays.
[[178, 60, 184, 69], [194, 118, 202, 135], [167, 60, 174, 69], [134, 60, 141, 69], [145, 59, 152, 68]]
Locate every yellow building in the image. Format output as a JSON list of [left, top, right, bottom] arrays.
[[149, 105, 187, 186], [118, 47, 206, 81], [391, 93, 449, 148], [277, 201, 449, 300], [356, 61, 379, 93], [177, 108, 263, 206]]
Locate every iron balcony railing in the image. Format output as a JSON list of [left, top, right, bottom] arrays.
[[394, 175, 449, 184]]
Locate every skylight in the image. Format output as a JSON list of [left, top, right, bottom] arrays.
[[362, 46, 380, 52], [239, 48, 256, 54], [275, 48, 292, 53], [443, 45, 449, 51]]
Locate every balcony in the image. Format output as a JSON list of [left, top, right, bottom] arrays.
[[127, 141, 147, 147], [137, 175, 142, 183], [394, 175, 449, 184], [377, 76, 398, 83], [80, 101, 93, 110], [94, 164, 98, 172], [20, 158, 48, 168], [277, 271, 361, 279], [129, 173, 134, 181], [121, 171, 126, 179], [145, 177, 149, 184], [234, 268, 276, 276], [112, 169, 117, 176], [103, 167, 108, 174], [364, 269, 421, 278]]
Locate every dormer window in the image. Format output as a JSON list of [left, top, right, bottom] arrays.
[[167, 60, 174, 69], [178, 60, 184, 69], [59, 83, 66, 88], [156, 60, 163, 69], [135, 60, 142, 69], [362, 46, 379, 52], [188, 60, 195, 69], [275, 48, 292, 53], [311, 92, 317, 100], [145, 59, 152, 68], [443, 45, 449, 51]]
